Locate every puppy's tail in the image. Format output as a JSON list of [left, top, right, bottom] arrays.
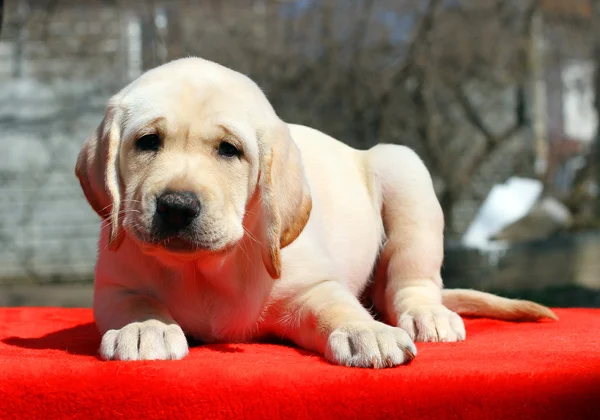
[[442, 289, 558, 322]]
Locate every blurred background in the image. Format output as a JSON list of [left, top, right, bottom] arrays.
[[0, 0, 599, 307]]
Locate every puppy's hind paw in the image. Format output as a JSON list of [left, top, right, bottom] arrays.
[[398, 305, 466, 343]]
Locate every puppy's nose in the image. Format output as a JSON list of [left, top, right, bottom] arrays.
[[156, 190, 201, 230]]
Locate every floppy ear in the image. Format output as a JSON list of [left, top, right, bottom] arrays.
[[75, 104, 123, 251], [258, 122, 312, 279]]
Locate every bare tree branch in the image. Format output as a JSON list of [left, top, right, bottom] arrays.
[[374, 0, 443, 139], [0, 0, 4, 38], [347, 0, 376, 145], [414, 73, 450, 180], [453, 86, 498, 143], [452, 85, 528, 190]]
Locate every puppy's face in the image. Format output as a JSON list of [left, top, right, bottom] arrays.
[[118, 87, 259, 254], [76, 58, 312, 276]]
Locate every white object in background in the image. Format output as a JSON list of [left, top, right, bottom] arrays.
[[562, 60, 597, 144], [462, 177, 543, 251], [538, 197, 571, 224]]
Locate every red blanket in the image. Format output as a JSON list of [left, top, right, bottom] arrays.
[[0, 308, 598, 419]]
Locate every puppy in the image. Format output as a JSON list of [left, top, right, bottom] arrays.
[[76, 57, 556, 368]]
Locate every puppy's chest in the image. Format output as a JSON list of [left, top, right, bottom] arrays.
[[158, 265, 273, 343]]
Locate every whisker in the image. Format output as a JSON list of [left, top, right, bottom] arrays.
[[243, 226, 260, 245], [115, 209, 142, 215], [94, 199, 143, 214], [239, 237, 250, 262]]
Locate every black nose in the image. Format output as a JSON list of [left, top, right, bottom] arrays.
[[155, 190, 201, 231]]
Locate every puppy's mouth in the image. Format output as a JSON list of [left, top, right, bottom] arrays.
[[154, 237, 238, 260], [127, 224, 193, 252], [159, 236, 198, 253], [129, 224, 236, 256]]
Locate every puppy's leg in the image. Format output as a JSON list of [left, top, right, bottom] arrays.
[[272, 280, 416, 368], [94, 287, 189, 361], [368, 144, 465, 342]]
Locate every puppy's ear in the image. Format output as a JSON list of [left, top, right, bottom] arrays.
[[258, 122, 312, 279], [75, 103, 123, 250]]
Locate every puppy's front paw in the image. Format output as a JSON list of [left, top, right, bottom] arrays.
[[325, 321, 416, 368], [398, 305, 466, 342], [99, 319, 189, 361]]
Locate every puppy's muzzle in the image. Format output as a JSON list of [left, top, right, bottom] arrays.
[[155, 190, 201, 232]]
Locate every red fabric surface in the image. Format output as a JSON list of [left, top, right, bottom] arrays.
[[0, 308, 598, 419]]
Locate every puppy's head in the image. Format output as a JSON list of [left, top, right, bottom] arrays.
[[75, 58, 311, 278]]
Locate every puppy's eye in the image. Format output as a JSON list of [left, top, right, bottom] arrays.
[[136, 134, 161, 152], [218, 141, 240, 158]]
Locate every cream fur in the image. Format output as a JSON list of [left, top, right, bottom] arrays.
[[76, 57, 556, 368]]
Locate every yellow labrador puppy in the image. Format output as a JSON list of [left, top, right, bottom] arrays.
[[76, 57, 556, 368]]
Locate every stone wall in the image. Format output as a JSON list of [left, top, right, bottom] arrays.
[[0, 1, 138, 282]]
